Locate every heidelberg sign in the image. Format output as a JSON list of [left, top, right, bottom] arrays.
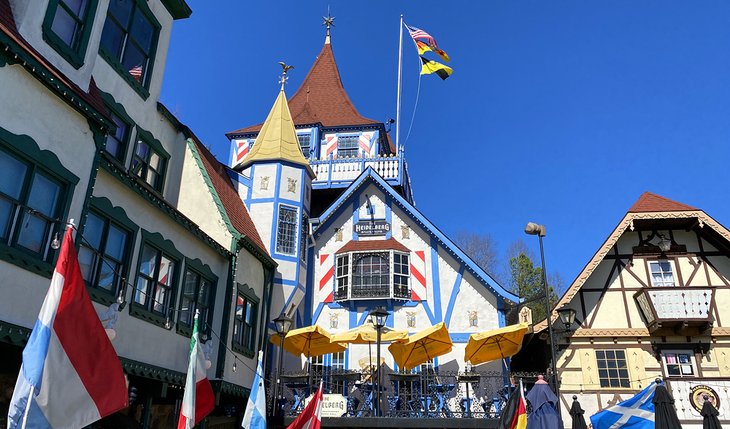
[[354, 220, 391, 236]]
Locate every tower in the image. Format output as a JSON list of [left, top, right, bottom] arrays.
[[235, 70, 315, 319]]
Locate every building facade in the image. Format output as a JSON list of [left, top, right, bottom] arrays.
[[537, 192, 730, 428], [0, 1, 273, 427]]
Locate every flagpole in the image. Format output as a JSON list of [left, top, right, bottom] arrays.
[[395, 14, 404, 154], [21, 385, 33, 429]]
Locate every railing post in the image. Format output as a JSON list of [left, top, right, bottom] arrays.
[[328, 154, 333, 187]]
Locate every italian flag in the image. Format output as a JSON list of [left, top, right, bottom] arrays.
[[178, 313, 215, 429]]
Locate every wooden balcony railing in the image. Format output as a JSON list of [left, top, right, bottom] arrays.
[[634, 286, 715, 333], [310, 155, 402, 187]]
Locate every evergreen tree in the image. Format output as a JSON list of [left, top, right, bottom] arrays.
[[508, 251, 559, 323]]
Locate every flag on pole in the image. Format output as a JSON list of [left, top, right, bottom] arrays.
[[497, 380, 528, 429], [241, 351, 266, 429], [415, 40, 450, 62], [7, 227, 127, 428], [420, 56, 453, 80], [286, 381, 324, 429], [177, 311, 215, 429], [590, 382, 658, 429], [405, 24, 438, 47]]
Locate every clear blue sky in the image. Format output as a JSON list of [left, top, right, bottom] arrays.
[[161, 1, 730, 294]]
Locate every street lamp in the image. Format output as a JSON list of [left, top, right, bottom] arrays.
[[556, 307, 576, 331], [273, 314, 293, 417], [524, 221, 561, 416], [369, 307, 389, 417]]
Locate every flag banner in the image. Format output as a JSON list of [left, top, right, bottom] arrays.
[[7, 228, 127, 428], [497, 382, 528, 429], [406, 24, 438, 47], [178, 312, 215, 429], [590, 382, 658, 429], [420, 56, 453, 80], [241, 351, 266, 429], [286, 381, 324, 429], [415, 40, 450, 63]]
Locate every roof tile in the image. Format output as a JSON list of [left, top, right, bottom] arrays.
[[628, 192, 697, 213], [336, 238, 409, 254]]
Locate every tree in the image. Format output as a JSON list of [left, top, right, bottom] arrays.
[[454, 231, 499, 279], [506, 242, 559, 323]]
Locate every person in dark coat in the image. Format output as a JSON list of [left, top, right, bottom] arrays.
[[652, 379, 682, 429], [526, 375, 564, 429], [569, 395, 588, 429], [701, 394, 721, 429]]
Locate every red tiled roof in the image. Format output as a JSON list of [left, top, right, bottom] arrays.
[[189, 134, 268, 254], [628, 192, 697, 213], [0, 0, 109, 121], [336, 238, 409, 254], [228, 42, 380, 136]]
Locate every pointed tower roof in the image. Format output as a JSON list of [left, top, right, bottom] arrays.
[[239, 86, 315, 176], [228, 42, 379, 136], [628, 192, 697, 213]]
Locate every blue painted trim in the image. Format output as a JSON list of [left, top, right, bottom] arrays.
[[422, 303, 437, 325], [295, 309, 303, 328], [497, 297, 506, 328], [357, 310, 369, 326], [312, 302, 325, 324], [352, 198, 359, 241], [273, 278, 298, 286], [312, 168, 519, 303], [272, 254, 300, 263], [349, 308, 357, 329], [430, 238, 443, 323], [449, 333, 471, 343], [384, 194, 392, 240], [444, 266, 464, 328], [247, 197, 302, 206], [246, 164, 255, 203], [304, 228, 315, 325]]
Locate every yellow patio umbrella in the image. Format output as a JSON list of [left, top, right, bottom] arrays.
[[464, 323, 529, 366], [388, 322, 453, 370], [330, 320, 408, 344], [269, 324, 346, 357]]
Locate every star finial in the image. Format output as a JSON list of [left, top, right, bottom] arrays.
[[278, 62, 294, 89], [323, 13, 335, 43]]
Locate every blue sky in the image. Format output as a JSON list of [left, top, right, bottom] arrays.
[[161, 1, 730, 294]]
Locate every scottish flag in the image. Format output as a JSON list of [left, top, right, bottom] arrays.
[[590, 382, 658, 429], [241, 351, 266, 428]]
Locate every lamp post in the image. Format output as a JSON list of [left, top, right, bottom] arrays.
[[273, 314, 293, 417], [369, 307, 389, 417], [524, 222, 561, 416]]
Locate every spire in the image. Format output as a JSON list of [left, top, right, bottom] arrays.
[[239, 66, 314, 177], [323, 13, 335, 44]]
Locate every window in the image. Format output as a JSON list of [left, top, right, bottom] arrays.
[[334, 250, 410, 301], [663, 351, 695, 377], [596, 350, 630, 388], [100, 0, 159, 88], [133, 243, 176, 316], [233, 290, 258, 355], [300, 214, 308, 263], [178, 266, 213, 332], [330, 351, 346, 394], [78, 211, 130, 297], [649, 261, 675, 287], [0, 149, 65, 260], [130, 134, 166, 191], [275, 205, 298, 255], [105, 111, 130, 162], [337, 135, 359, 158], [42, 0, 98, 67], [297, 133, 311, 158]]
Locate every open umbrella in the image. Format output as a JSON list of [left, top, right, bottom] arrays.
[[388, 322, 452, 370], [569, 395, 588, 429], [464, 323, 529, 368], [270, 325, 347, 391], [526, 375, 564, 429], [701, 394, 721, 429], [331, 320, 408, 380], [653, 379, 682, 429]]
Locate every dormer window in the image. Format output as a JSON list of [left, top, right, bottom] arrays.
[[297, 133, 311, 158], [333, 239, 411, 301], [649, 261, 675, 287], [337, 135, 359, 158]]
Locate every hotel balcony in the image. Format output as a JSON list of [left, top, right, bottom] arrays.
[[310, 154, 412, 199], [634, 286, 715, 334]]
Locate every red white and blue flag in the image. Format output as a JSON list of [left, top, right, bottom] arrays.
[[7, 228, 127, 428]]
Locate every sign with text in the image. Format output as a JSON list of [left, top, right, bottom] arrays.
[[354, 220, 391, 236], [303, 393, 347, 417]]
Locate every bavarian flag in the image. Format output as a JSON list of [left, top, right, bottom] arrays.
[[420, 56, 453, 80], [498, 380, 528, 429], [415, 40, 450, 62]]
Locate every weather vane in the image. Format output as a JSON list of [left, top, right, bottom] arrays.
[[278, 62, 294, 88], [323, 13, 335, 37]]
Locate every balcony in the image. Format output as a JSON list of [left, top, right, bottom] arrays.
[[310, 155, 404, 189], [634, 287, 715, 334]]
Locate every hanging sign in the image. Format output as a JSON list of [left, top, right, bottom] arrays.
[[354, 220, 391, 236]]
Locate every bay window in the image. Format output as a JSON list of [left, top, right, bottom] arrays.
[[334, 250, 410, 301]]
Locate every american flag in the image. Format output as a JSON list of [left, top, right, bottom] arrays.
[[406, 24, 437, 47], [129, 65, 143, 82]]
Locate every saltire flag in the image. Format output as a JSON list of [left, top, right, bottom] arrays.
[[177, 311, 215, 429], [497, 380, 528, 429], [415, 40, 450, 63], [420, 56, 453, 80], [241, 351, 266, 428], [590, 382, 658, 429], [286, 381, 324, 429], [7, 228, 127, 428], [406, 24, 437, 47]]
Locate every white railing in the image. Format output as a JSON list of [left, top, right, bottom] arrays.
[[310, 155, 401, 185], [635, 287, 714, 328]]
